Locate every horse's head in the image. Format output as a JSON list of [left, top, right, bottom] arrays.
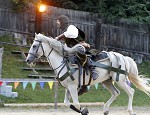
[[26, 33, 52, 64]]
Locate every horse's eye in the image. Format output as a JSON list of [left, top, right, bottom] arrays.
[[33, 45, 36, 48]]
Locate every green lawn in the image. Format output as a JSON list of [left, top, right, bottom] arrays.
[[0, 35, 150, 106]]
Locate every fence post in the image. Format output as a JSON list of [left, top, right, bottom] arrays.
[[54, 81, 58, 109], [0, 47, 3, 78], [95, 19, 102, 50]]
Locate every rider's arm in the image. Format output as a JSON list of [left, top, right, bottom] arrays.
[[55, 34, 65, 40]]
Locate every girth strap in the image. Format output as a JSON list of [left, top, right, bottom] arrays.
[[56, 61, 77, 82], [116, 65, 121, 82], [57, 68, 77, 81], [91, 60, 128, 76]]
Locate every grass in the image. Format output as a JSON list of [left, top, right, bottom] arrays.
[[137, 62, 150, 77], [0, 35, 150, 106], [0, 35, 30, 78]]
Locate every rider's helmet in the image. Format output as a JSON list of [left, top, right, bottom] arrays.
[[57, 15, 69, 31]]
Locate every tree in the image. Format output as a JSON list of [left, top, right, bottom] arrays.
[[11, 0, 36, 11], [11, 0, 150, 23]]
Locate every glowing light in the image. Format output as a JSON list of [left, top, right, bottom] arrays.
[[39, 4, 46, 12]]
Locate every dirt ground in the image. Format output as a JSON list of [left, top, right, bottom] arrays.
[[0, 106, 150, 115]]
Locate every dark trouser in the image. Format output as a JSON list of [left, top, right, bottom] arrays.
[[86, 57, 98, 80], [76, 52, 98, 80]]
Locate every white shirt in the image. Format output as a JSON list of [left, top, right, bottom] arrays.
[[63, 25, 78, 38]]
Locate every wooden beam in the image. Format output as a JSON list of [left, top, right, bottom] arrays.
[[102, 45, 150, 56], [28, 74, 55, 79], [0, 78, 57, 82], [22, 67, 52, 71], [0, 42, 30, 48]]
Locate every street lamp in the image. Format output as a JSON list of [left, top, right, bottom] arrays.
[[35, 4, 46, 33], [39, 4, 46, 12]]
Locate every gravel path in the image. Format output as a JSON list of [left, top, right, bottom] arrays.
[[0, 106, 150, 115]]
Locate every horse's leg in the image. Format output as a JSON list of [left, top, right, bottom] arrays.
[[116, 78, 135, 115], [102, 79, 120, 115], [64, 89, 71, 106], [68, 84, 89, 115], [68, 84, 81, 112]]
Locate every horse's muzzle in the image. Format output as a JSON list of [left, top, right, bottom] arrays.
[[26, 59, 31, 64], [26, 57, 35, 64]]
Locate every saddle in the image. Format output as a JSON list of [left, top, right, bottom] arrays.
[[67, 49, 109, 95], [88, 49, 109, 62], [69, 49, 109, 66]]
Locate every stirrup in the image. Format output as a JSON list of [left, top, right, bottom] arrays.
[[91, 72, 98, 80]]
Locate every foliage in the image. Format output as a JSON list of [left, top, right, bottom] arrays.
[[44, 0, 79, 9], [11, 0, 79, 12], [125, 2, 150, 22], [10, 0, 150, 22], [100, 0, 150, 23], [11, 0, 38, 12], [79, 0, 102, 13]]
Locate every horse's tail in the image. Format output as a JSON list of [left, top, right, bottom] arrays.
[[126, 56, 150, 97]]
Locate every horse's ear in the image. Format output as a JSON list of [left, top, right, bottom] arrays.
[[35, 33, 37, 37]]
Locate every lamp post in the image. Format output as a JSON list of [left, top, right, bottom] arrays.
[[39, 4, 46, 12], [35, 4, 46, 33]]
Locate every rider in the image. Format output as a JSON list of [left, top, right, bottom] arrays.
[[55, 15, 98, 80]]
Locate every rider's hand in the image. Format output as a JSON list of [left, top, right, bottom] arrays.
[[85, 43, 90, 48], [80, 42, 90, 48], [55, 37, 59, 40]]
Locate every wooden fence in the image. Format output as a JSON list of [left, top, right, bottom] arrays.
[[0, 8, 29, 33], [40, 6, 98, 45], [95, 19, 150, 61], [0, 5, 149, 61]]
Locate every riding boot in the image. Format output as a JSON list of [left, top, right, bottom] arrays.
[[86, 58, 99, 80], [76, 51, 98, 80]]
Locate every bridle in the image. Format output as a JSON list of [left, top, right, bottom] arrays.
[[28, 38, 77, 82], [28, 40, 45, 58], [28, 39, 66, 71]]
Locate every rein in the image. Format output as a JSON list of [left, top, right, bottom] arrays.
[[29, 39, 76, 82], [29, 40, 65, 71]]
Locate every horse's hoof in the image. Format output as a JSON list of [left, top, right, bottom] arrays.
[[81, 107, 89, 115], [104, 111, 109, 115]]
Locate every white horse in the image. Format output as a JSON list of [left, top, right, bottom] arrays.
[[26, 33, 150, 115]]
